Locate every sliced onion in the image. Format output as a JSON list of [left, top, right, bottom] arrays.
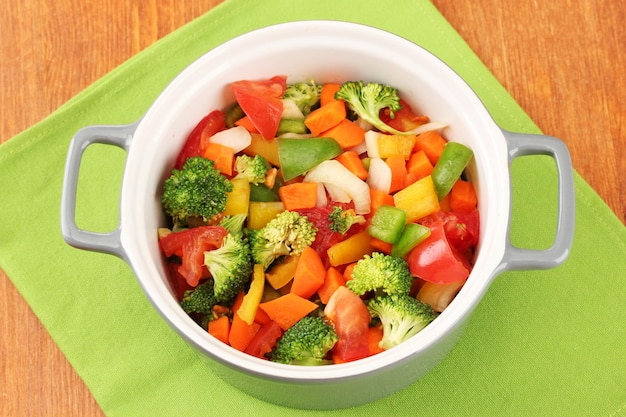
[[304, 160, 371, 214], [324, 183, 351, 203], [348, 139, 368, 155], [209, 126, 252, 153], [366, 157, 391, 194], [364, 130, 381, 159], [406, 121, 448, 135], [315, 182, 328, 208], [281, 99, 305, 119]]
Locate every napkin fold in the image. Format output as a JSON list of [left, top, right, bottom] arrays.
[[1, 0, 625, 416]]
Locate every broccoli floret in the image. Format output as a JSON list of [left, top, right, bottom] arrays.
[[335, 81, 405, 135], [203, 233, 253, 303], [328, 206, 366, 235], [218, 214, 247, 237], [249, 210, 317, 270], [283, 80, 322, 115], [367, 294, 436, 350], [346, 252, 412, 297], [179, 280, 217, 316], [162, 156, 233, 225], [234, 154, 271, 185], [270, 317, 338, 365]]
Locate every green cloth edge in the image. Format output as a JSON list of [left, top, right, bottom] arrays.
[[1, 1, 625, 416]]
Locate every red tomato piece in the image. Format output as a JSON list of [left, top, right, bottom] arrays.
[[231, 75, 287, 140], [244, 320, 283, 359], [324, 286, 370, 363], [406, 220, 471, 284], [174, 110, 226, 169], [379, 99, 429, 132], [159, 226, 228, 287]]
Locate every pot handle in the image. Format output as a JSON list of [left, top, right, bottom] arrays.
[[60, 123, 138, 259], [500, 130, 575, 271]]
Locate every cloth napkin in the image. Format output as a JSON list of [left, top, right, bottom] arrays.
[[1, 0, 625, 416]]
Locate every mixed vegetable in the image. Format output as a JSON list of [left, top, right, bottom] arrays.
[[158, 76, 479, 364]]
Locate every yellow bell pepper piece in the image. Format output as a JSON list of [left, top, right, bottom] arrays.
[[393, 175, 440, 223], [265, 254, 300, 290], [377, 134, 417, 160], [224, 178, 250, 216], [247, 201, 285, 230], [237, 264, 265, 325], [327, 230, 375, 267]]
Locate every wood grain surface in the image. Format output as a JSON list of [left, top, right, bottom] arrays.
[[1, 1, 624, 415]]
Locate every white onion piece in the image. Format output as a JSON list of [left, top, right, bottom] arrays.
[[209, 126, 251, 153], [406, 121, 448, 135], [324, 183, 352, 203], [348, 139, 368, 155], [304, 160, 371, 214], [315, 182, 328, 208], [281, 99, 305, 119], [366, 157, 392, 194], [364, 130, 381, 159]]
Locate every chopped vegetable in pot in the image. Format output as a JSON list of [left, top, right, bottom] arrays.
[[158, 76, 479, 364]]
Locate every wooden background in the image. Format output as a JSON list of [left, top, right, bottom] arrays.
[[1, 1, 624, 415]]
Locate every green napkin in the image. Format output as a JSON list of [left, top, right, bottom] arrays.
[[1, 0, 625, 415]]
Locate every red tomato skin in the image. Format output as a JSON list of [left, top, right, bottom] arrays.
[[244, 320, 283, 359], [406, 220, 471, 284], [174, 110, 226, 169], [379, 99, 429, 132], [231, 76, 287, 140], [324, 286, 370, 363]]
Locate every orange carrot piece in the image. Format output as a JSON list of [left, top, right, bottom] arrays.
[[343, 262, 358, 282], [406, 149, 434, 180], [369, 188, 395, 215], [202, 141, 234, 176], [335, 151, 368, 180], [320, 119, 366, 149], [449, 179, 478, 212], [317, 266, 347, 304], [278, 182, 318, 211], [291, 246, 326, 299], [254, 305, 272, 325], [370, 237, 393, 255], [234, 115, 259, 133], [208, 315, 231, 344], [304, 99, 346, 136], [367, 325, 385, 356], [320, 83, 342, 107], [229, 292, 261, 351], [439, 192, 452, 212], [259, 293, 318, 330], [413, 130, 447, 165], [385, 155, 408, 193]]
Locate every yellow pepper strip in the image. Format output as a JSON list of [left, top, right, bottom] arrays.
[[327, 230, 375, 267], [224, 177, 251, 216], [237, 264, 265, 325], [393, 175, 440, 223], [265, 254, 300, 290]]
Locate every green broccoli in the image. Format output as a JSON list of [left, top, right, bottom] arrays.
[[248, 210, 318, 270], [203, 233, 253, 303], [335, 81, 406, 135], [161, 156, 233, 226], [283, 80, 322, 115], [328, 206, 366, 235], [270, 316, 338, 365], [367, 294, 436, 350], [179, 280, 217, 316], [218, 214, 247, 237], [234, 154, 271, 185], [346, 252, 413, 297]]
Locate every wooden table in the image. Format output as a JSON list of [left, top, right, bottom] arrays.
[[1, 1, 624, 415]]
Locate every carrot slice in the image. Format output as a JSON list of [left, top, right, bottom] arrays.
[[406, 149, 434, 180], [342, 262, 358, 282], [369, 188, 395, 215], [449, 179, 478, 212], [290, 246, 326, 299], [367, 325, 385, 356], [385, 155, 408, 193], [304, 99, 346, 136], [278, 182, 318, 211], [317, 266, 347, 304], [234, 115, 259, 134], [258, 293, 318, 330], [320, 83, 342, 107], [413, 130, 447, 165], [229, 292, 261, 351], [202, 141, 234, 176], [370, 237, 393, 255], [208, 315, 231, 344], [335, 151, 368, 180], [321, 119, 366, 149]]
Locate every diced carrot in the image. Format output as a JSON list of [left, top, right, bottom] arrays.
[[343, 262, 358, 282], [278, 182, 318, 211], [370, 237, 392, 255], [234, 115, 259, 134], [385, 155, 408, 193], [254, 305, 272, 325], [367, 325, 385, 356], [320, 83, 342, 107], [369, 188, 395, 215], [290, 246, 326, 299], [317, 267, 347, 304], [413, 130, 447, 165], [406, 149, 434, 180], [208, 315, 231, 344], [335, 151, 368, 180], [439, 193, 452, 212], [202, 141, 234, 176], [259, 293, 318, 330], [320, 119, 366, 149], [449, 179, 478, 212], [304, 99, 346, 136], [229, 292, 261, 351]]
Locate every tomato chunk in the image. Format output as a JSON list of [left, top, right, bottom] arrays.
[[231, 76, 287, 140], [175, 110, 226, 169], [244, 320, 283, 359], [324, 286, 370, 363]]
